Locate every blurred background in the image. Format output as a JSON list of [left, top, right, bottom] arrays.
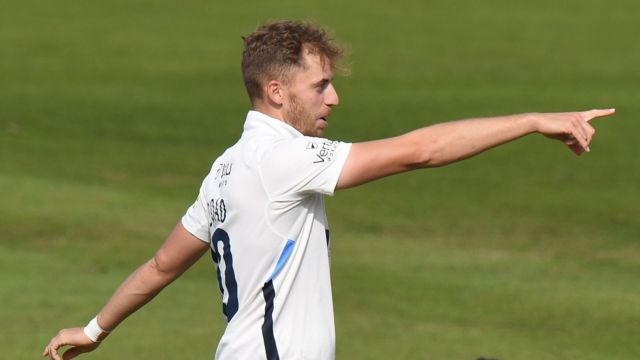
[[1, 0, 638, 358]]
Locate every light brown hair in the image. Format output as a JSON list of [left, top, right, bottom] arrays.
[[241, 20, 345, 103]]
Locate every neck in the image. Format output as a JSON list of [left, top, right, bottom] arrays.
[[253, 102, 285, 123]]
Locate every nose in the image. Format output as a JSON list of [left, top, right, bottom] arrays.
[[325, 83, 339, 107]]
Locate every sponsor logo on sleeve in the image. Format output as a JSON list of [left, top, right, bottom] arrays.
[[313, 140, 338, 164], [215, 162, 233, 188]]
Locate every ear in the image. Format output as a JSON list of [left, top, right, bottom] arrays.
[[265, 80, 285, 105]]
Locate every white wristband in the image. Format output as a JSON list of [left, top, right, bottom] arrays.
[[83, 316, 110, 343]]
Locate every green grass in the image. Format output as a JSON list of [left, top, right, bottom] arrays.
[[1, 0, 639, 358]]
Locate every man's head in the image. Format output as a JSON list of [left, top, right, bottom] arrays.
[[241, 20, 345, 136]]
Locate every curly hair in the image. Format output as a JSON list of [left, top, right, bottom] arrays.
[[241, 20, 345, 103]]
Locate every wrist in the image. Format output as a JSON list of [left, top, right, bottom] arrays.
[[83, 316, 110, 343], [521, 112, 540, 134]]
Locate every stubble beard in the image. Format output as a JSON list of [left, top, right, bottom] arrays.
[[284, 94, 319, 137]]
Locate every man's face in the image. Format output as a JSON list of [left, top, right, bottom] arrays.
[[282, 51, 339, 137]]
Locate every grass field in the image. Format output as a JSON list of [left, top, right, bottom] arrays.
[[1, 0, 639, 359]]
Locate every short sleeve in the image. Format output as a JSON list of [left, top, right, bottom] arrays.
[[259, 137, 352, 200], [181, 181, 210, 243]]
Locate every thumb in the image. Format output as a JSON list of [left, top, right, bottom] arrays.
[[62, 346, 83, 360], [62, 344, 98, 360]]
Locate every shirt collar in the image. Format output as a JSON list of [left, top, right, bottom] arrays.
[[242, 110, 303, 139]]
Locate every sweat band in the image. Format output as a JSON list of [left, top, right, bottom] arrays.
[[83, 316, 110, 342]]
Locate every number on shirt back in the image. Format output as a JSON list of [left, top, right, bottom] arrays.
[[211, 228, 239, 321]]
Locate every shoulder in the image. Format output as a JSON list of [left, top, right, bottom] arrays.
[[268, 137, 346, 163]]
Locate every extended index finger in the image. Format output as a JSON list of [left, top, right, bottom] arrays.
[[585, 108, 616, 121]]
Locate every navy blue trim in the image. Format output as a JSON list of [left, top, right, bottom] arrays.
[[262, 280, 280, 360], [325, 229, 330, 247]]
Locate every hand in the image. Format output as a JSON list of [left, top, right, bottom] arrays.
[[43, 328, 100, 360], [534, 108, 615, 155]]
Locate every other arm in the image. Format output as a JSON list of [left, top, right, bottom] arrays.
[[43, 222, 209, 360], [337, 109, 615, 189]]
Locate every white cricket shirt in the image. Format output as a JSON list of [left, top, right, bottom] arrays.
[[182, 110, 352, 359]]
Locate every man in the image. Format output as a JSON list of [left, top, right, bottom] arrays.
[[43, 20, 614, 360]]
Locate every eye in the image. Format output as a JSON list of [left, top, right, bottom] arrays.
[[316, 80, 330, 93]]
